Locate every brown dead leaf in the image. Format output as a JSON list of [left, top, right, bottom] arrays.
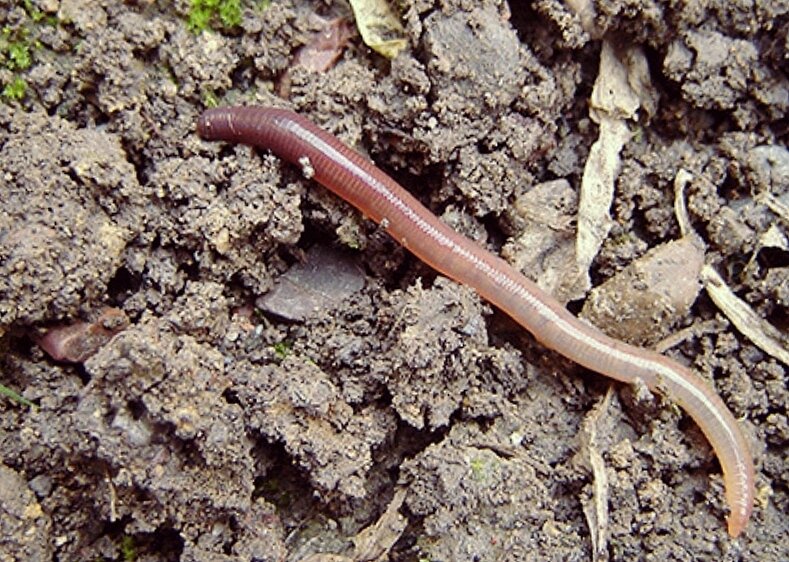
[[36, 308, 130, 363], [278, 17, 355, 98], [351, 488, 407, 561]]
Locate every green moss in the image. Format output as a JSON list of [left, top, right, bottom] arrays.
[[8, 40, 32, 69], [2, 76, 27, 101], [202, 88, 219, 108], [2, 26, 34, 69], [0, 10, 50, 103], [21, 0, 45, 22], [469, 456, 488, 481], [120, 535, 136, 562], [272, 341, 290, 360], [188, 0, 244, 33], [217, 0, 242, 27], [187, 0, 273, 33], [187, 0, 213, 32]]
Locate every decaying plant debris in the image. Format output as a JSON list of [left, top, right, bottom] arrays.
[[0, 1, 786, 560]]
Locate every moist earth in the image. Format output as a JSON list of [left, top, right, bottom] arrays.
[[0, 0, 787, 561]]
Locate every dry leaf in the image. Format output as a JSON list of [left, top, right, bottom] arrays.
[[576, 40, 656, 291], [348, 0, 407, 59], [577, 388, 614, 562], [674, 169, 789, 365], [351, 488, 407, 561], [701, 265, 789, 365]]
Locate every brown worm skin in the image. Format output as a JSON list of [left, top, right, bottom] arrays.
[[197, 106, 755, 536]]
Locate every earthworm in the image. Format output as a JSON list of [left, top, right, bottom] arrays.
[[197, 106, 755, 536]]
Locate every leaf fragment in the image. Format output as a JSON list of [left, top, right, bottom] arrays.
[[347, 0, 407, 59], [674, 169, 789, 365], [576, 40, 657, 291], [701, 265, 789, 366]]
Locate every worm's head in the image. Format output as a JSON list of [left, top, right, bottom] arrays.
[[197, 108, 238, 141]]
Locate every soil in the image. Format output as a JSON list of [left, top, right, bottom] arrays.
[[0, 0, 787, 561]]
